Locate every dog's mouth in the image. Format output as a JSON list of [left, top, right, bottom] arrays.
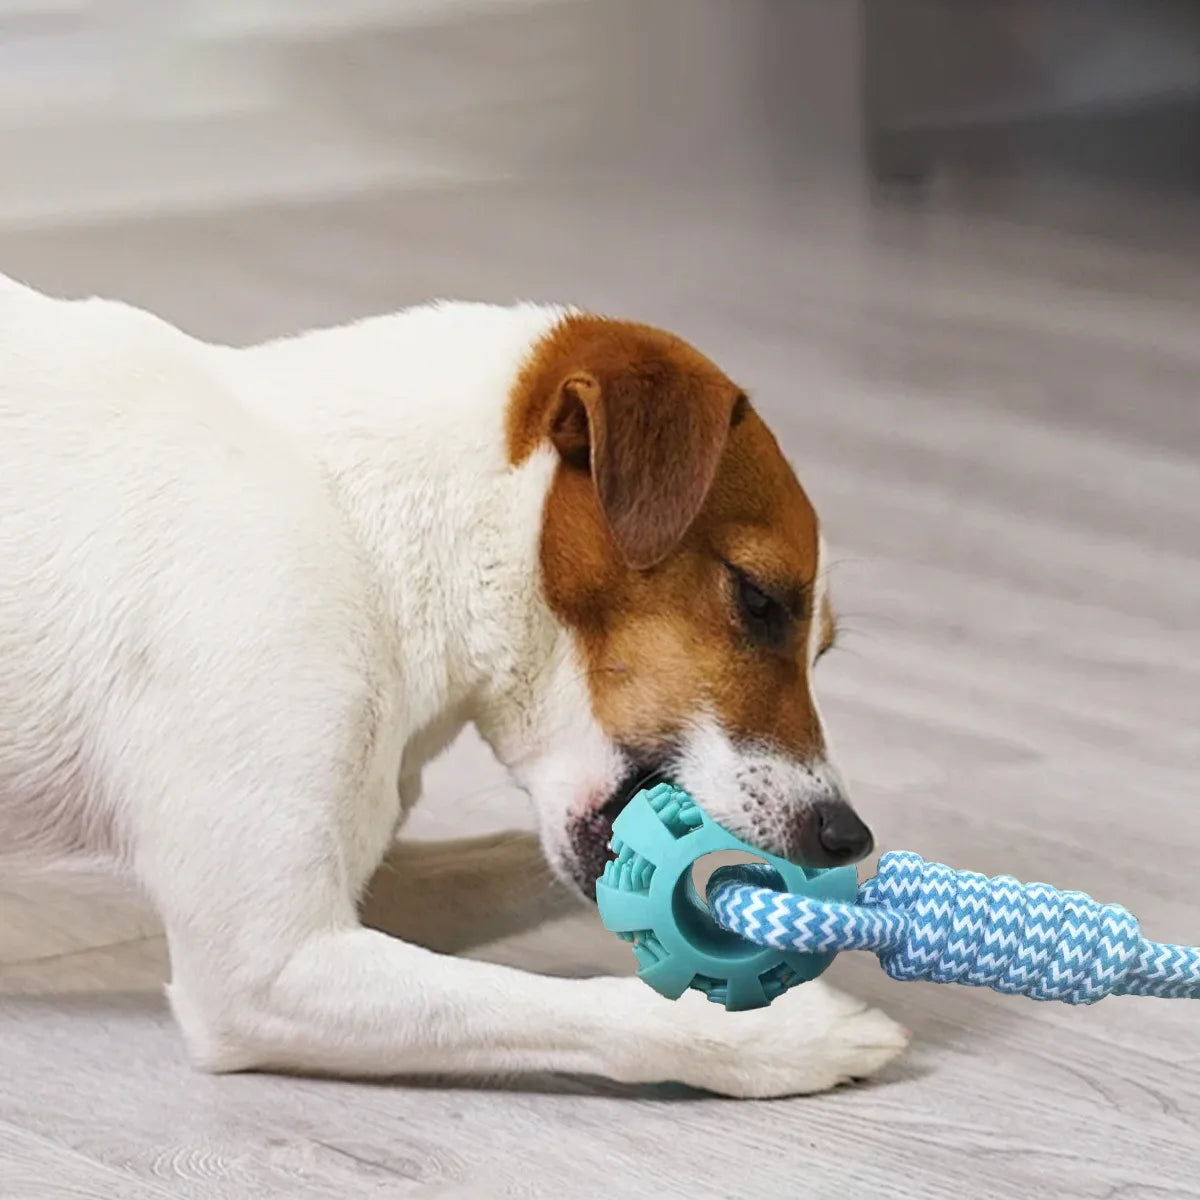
[[568, 763, 669, 900]]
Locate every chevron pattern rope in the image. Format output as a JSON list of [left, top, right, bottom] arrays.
[[707, 851, 1200, 1005]]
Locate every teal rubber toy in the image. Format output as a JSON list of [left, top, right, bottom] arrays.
[[595, 781, 858, 1011], [601, 785, 1200, 1010]]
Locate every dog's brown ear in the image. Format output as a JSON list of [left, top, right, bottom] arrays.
[[550, 366, 742, 569]]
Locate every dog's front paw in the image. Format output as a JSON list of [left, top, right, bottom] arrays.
[[613, 978, 909, 1098]]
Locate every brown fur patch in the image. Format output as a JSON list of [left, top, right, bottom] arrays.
[[508, 312, 826, 763], [818, 593, 838, 658], [509, 314, 744, 569]]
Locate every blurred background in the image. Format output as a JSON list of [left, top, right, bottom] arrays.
[[3, 0, 1200, 224], [1, 2, 1198, 1198]]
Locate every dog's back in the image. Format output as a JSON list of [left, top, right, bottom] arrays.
[[0, 279, 369, 869]]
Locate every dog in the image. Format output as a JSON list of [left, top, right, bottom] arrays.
[[0, 275, 907, 1097]]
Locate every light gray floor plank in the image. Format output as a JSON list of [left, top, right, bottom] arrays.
[[1, 159, 1199, 1200], [0, 1120, 182, 1200]]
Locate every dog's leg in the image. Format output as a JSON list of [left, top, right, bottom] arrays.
[[360, 832, 583, 954], [133, 660, 904, 1097], [170, 923, 906, 1096], [152, 809, 905, 1095]]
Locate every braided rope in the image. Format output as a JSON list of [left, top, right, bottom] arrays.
[[707, 851, 1200, 1005]]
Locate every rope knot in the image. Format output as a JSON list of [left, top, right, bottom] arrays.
[[862, 851, 1142, 1005]]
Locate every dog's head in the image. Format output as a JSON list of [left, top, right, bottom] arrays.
[[495, 313, 872, 898]]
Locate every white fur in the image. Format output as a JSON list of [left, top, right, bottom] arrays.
[[676, 718, 852, 855], [0, 277, 906, 1096]]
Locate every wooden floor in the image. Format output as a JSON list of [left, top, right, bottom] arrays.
[[1, 170, 1199, 1198]]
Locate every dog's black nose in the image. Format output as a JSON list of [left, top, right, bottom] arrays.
[[812, 803, 874, 866]]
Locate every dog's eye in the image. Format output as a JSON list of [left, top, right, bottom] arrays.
[[730, 569, 791, 648]]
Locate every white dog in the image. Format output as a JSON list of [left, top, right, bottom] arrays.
[[0, 275, 907, 1097]]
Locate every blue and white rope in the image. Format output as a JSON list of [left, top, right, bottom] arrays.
[[707, 851, 1200, 1005]]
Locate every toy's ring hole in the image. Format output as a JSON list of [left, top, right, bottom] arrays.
[[674, 852, 786, 960], [689, 850, 777, 908]]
